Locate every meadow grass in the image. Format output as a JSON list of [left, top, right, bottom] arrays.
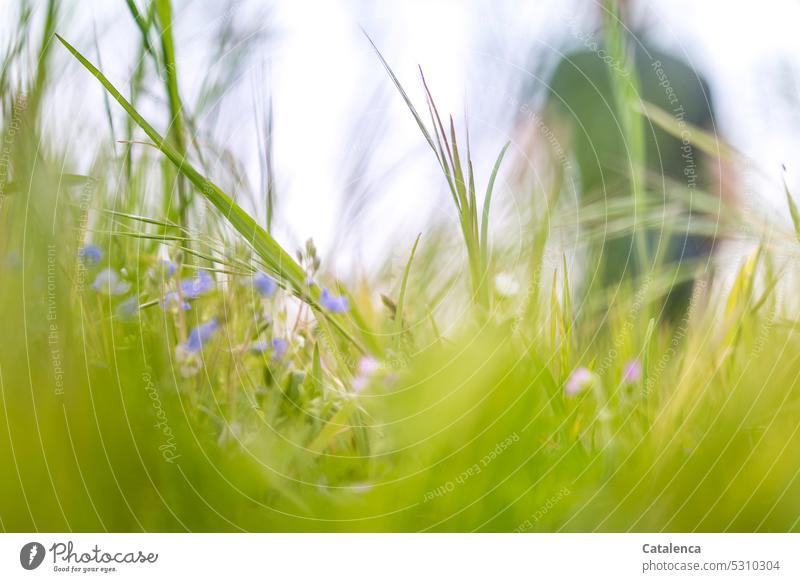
[[1, 0, 799, 532]]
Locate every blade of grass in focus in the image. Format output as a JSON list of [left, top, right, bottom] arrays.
[[365, 33, 510, 310], [782, 169, 800, 244], [480, 142, 511, 273]]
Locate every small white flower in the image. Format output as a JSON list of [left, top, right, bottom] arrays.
[[494, 272, 520, 297]]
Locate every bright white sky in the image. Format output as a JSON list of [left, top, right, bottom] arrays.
[[14, 0, 800, 274]]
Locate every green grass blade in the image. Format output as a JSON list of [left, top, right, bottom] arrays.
[[154, 0, 190, 223], [362, 32, 436, 154], [449, 116, 468, 212], [603, 0, 648, 274], [419, 69, 457, 181], [782, 170, 800, 244], [103, 208, 181, 229], [394, 233, 422, 347], [124, 0, 157, 59], [424, 94, 460, 210], [638, 101, 740, 162], [479, 141, 510, 270]]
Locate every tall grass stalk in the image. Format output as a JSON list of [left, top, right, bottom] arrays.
[[602, 0, 649, 282], [154, 0, 191, 227], [367, 34, 509, 310]]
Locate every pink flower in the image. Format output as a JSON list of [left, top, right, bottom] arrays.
[[352, 356, 380, 393], [622, 359, 642, 384], [565, 367, 594, 397], [357, 357, 379, 376]]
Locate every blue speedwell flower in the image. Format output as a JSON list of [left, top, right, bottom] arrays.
[[4, 250, 21, 270], [116, 296, 139, 318], [253, 271, 277, 297], [180, 270, 215, 298], [249, 340, 269, 354], [320, 288, 349, 313], [79, 244, 102, 266], [160, 291, 191, 311], [249, 338, 287, 360], [91, 268, 131, 295], [182, 318, 218, 353], [162, 259, 177, 279], [271, 338, 288, 360]]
